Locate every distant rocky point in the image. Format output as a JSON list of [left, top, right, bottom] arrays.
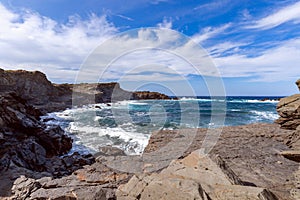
[[0, 68, 171, 113]]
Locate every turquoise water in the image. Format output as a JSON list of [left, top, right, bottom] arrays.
[[42, 96, 280, 155]]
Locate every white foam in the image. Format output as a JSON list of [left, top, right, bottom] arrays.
[[250, 110, 279, 120], [66, 122, 149, 155], [129, 102, 148, 106], [179, 97, 197, 100], [246, 99, 279, 103], [226, 99, 279, 103]]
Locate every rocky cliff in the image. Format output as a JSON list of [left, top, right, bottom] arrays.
[[0, 92, 94, 198], [0, 68, 171, 113], [274, 79, 300, 199], [275, 79, 300, 148], [0, 69, 170, 199]]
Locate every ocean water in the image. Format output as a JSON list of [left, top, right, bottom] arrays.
[[41, 96, 281, 155]]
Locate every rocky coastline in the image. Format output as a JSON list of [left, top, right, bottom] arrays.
[[0, 69, 300, 199], [0, 69, 170, 199]]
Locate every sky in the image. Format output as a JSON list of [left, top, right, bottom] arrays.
[[0, 0, 300, 96]]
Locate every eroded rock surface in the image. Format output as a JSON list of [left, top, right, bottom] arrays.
[[117, 150, 279, 200], [145, 124, 298, 199], [276, 94, 300, 130]]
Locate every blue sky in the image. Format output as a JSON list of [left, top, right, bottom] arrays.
[[0, 0, 300, 96]]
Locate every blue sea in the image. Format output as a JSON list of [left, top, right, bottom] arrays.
[[42, 96, 281, 155]]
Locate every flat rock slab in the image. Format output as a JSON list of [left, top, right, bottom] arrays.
[[145, 123, 299, 199], [117, 150, 278, 200]]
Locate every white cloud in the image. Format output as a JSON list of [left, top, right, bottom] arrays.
[[194, 1, 228, 12], [157, 17, 172, 29], [208, 41, 248, 56], [1, 2, 298, 85], [214, 38, 300, 81], [246, 1, 300, 29], [150, 0, 169, 5], [0, 3, 218, 84], [191, 23, 231, 44], [0, 3, 117, 82], [76, 28, 219, 83]]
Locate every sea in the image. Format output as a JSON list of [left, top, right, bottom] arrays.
[[41, 96, 281, 155]]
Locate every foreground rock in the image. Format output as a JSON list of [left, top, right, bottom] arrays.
[[11, 162, 131, 200], [117, 150, 278, 200], [145, 124, 298, 199], [9, 124, 299, 199]]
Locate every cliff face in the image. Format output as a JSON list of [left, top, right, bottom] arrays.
[[0, 68, 170, 113], [275, 79, 300, 199], [0, 69, 72, 113], [275, 79, 300, 149], [276, 79, 300, 130]]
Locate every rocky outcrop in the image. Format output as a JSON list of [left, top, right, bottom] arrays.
[[0, 92, 94, 197], [0, 68, 170, 198], [275, 79, 300, 199], [275, 79, 300, 152], [0, 68, 171, 113], [275, 79, 300, 130], [276, 94, 300, 130], [0, 69, 72, 113], [133, 91, 170, 100]]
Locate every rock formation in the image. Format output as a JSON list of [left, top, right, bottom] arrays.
[[275, 78, 300, 199], [275, 80, 300, 150], [0, 92, 94, 197], [0, 68, 171, 113]]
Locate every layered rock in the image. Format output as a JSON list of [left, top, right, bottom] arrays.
[[276, 79, 300, 130], [276, 94, 300, 130], [275, 79, 300, 199], [144, 124, 298, 199]]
